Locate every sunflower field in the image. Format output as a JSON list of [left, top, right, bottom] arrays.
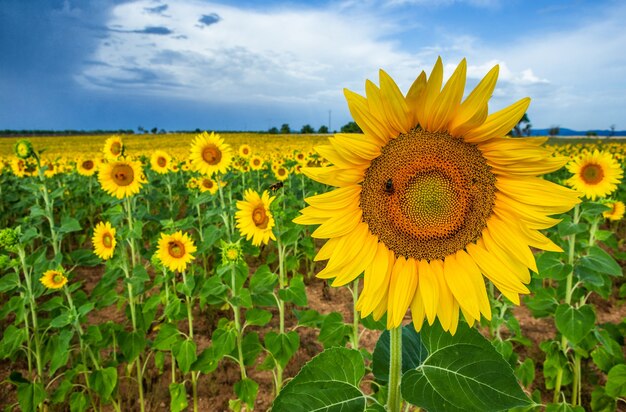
[[1, 59, 626, 412]]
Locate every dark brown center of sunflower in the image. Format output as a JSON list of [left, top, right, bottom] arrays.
[[111, 142, 122, 156], [360, 128, 496, 261], [82, 160, 94, 170], [243, 147, 250, 155], [111, 164, 135, 187], [202, 145, 222, 165], [168, 240, 185, 258], [52, 273, 64, 284], [253, 158, 261, 166], [103, 233, 113, 248], [580, 163, 604, 185], [157, 157, 167, 167], [202, 179, 214, 189], [252, 206, 269, 229], [278, 168, 286, 176]]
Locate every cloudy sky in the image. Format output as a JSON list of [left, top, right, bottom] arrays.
[[1, 0, 625, 132]]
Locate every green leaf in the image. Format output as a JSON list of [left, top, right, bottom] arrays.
[[69, 391, 88, 412], [515, 358, 535, 388], [294, 309, 326, 328], [318, 311, 349, 348], [545, 403, 585, 412], [554, 304, 595, 345], [1, 325, 26, 359], [119, 330, 146, 362], [401, 321, 531, 412], [0, 272, 19, 292], [244, 308, 272, 327], [557, 215, 588, 237], [272, 347, 366, 411], [47, 330, 73, 375], [173, 338, 197, 374], [169, 382, 188, 412], [264, 331, 300, 368], [17, 382, 46, 412], [278, 275, 308, 306], [605, 364, 626, 398], [68, 249, 101, 267], [89, 367, 117, 401], [126, 265, 150, 295], [372, 323, 427, 383], [249, 265, 278, 296], [152, 323, 182, 351], [578, 246, 622, 276], [192, 347, 220, 373], [211, 323, 237, 359], [50, 310, 72, 328], [234, 378, 258, 409], [240, 332, 263, 366], [536, 252, 570, 280], [58, 216, 81, 234]]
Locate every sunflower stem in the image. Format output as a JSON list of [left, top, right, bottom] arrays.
[[387, 326, 403, 412], [350, 279, 360, 350]]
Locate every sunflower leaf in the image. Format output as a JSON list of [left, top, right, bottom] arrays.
[[372, 323, 427, 383], [272, 347, 366, 411], [554, 304, 596, 345], [401, 321, 531, 412]]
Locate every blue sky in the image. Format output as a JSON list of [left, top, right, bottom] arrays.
[[1, 0, 625, 132]]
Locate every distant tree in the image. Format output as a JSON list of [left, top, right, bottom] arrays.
[[268, 126, 279, 134], [340, 121, 362, 133], [280, 123, 291, 134], [138, 126, 145, 134], [548, 126, 560, 137], [586, 131, 598, 137], [510, 113, 532, 136], [300, 124, 315, 134], [609, 124, 616, 137], [151, 127, 158, 134], [318, 125, 329, 134]]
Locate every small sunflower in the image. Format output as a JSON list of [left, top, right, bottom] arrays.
[[566, 150, 623, 200], [40, 269, 68, 289], [274, 165, 289, 181], [92, 221, 117, 260], [603, 200, 625, 221], [220, 240, 243, 264], [239, 144, 252, 158], [197, 176, 220, 194], [150, 150, 172, 174], [249, 155, 264, 171], [157, 231, 197, 272], [98, 159, 145, 199], [294, 58, 580, 333], [236, 189, 277, 246], [77, 158, 97, 176], [103, 136, 124, 161], [189, 131, 233, 176], [14, 140, 34, 159]]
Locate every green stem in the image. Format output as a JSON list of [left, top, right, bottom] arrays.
[[182, 270, 198, 412], [166, 173, 174, 217], [230, 264, 248, 380], [351, 279, 360, 350], [387, 326, 403, 412], [18, 248, 43, 384], [571, 353, 581, 406], [588, 217, 599, 247]]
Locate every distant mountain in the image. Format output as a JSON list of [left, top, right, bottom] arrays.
[[530, 128, 626, 137]]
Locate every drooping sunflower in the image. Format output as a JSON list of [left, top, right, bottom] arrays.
[[150, 150, 172, 174], [156, 231, 197, 272], [566, 150, 623, 200], [40, 269, 68, 289], [236, 189, 277, 246], [98, 159, 146, 199], [103, 136, 124, 161], [189, 131, 233, 176], [92, 221, 117, 260], [294, 58, 580, 333], [603, 200, 625, 221], [77, 158, 97, 176], [239, 144, 252, 158]]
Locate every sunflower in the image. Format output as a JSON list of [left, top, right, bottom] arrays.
[[150, 150, 172, 174], [92, 221, 117, 260], [239, 144, 252, 158], [103, 136, 124, 161], [294, 58, 580, 333], [157, 231, 197, 272], [603, 200, 625, 221], [249, 155, 264, 171], [274, 165, 289, 181], [566, 150, 623, 200], [197, 176, 220, 194], [189, 131, 233, 176], [40, 269, 68, 289], [98, 159, 145, 199], [14, 140, 34, 159], [77, 158, 97, 176], [236, 189, 277, 246]]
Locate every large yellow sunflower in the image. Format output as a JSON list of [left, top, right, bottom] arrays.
[[566, 150, 623, 200], [189, 131, 233, 176], [103, 136, 124, 161], [40, 269, 68, 289], [92, 221, 117, 260], [150, 150, 172, 174], [236, 189, 277, 246], [157, 231, 197, 272], [98, 159, 146, 199], [294, 58, 580, 333]]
